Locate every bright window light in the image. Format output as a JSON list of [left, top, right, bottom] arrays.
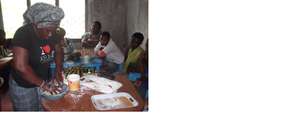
[[31, 0, 55, 6], [2, 0, 27, 38], [2, 0, 85, 39], [60, 0, 85, 38]]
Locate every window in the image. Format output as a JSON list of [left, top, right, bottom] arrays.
[[31, 0, 55, 6], [2, 0, 27, 38], [1, 0, 85, 38], [60, 0, 85, 38]]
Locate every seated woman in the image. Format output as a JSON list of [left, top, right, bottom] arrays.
[[123, 32, 145, 73], [94, 31, 124, 74], [124, 37, 148, 110], [81, 21, 102, 48], [135, 39, 148, 109]]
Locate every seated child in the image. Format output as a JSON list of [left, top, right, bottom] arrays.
[[94, 31, 124, 74]]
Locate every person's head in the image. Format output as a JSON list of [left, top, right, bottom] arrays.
[[23, 3, 64, 39], [91, 21, 101, 34], [130, 32, 144, 49], [0, 29, 6, 44], [100, 31, 110, 46]]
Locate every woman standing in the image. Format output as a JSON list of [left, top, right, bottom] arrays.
[[9, 3, 65, 111]]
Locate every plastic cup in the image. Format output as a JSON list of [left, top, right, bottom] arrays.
[[67, 74, 80, 92]]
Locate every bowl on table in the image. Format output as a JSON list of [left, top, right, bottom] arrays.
[[40, 84, 69, 100]]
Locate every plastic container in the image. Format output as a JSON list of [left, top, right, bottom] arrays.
[[91, 92, 138, 110], [81, 55, 91, 64], [67, 74, 80, 92]]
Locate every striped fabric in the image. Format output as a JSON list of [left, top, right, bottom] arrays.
[[9, 77, 44, 111]]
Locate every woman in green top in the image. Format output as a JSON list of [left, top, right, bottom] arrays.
[[124, 32, 145, 73]]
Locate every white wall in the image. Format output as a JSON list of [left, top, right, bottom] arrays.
[[86, 0, 148, 51], [86, 0, 127, 52], [126, 0, 148, 50]]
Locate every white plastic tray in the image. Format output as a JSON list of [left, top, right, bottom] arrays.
[[91, 92, 139, 110]]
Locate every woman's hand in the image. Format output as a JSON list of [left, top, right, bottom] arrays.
[[40, 81, 51, 92], [40, 80, 62, 94], [97, 50, 106, 58]]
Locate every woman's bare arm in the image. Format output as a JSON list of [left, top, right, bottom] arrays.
[[12, 47, 43, 86]]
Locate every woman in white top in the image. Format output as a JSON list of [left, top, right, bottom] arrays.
[[94, 32, 124, 74]]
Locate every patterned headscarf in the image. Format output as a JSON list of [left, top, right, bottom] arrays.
[[23, 2, 64, 28]]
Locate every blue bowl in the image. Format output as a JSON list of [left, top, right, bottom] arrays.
[[40, 84, 68, 100]]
